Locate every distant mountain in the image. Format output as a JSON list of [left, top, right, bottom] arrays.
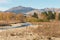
[[5, 6, 60, 14], [40, 8, 60, 12], [5, 6, 35, 14]]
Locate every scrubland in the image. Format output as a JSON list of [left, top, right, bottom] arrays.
[[0, 22, 60, 40]]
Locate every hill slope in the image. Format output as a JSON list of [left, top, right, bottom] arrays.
[[5, 6, 35, 14]]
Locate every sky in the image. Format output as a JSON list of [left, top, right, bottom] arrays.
[[0, 0, 60, 11]]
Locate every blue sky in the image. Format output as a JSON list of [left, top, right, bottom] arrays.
[[0, 0, 60, 11]]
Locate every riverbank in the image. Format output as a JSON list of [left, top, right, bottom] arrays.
[[0, 23, 60, 40]]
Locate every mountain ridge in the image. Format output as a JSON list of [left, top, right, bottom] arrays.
[[5, 6, 35, 14], [5, 6, 60, 14]]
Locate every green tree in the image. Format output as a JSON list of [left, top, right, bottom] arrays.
[[42, 11, 48, 16], [58, 13, 60, 20], [47, 11, 55, 20], [32, 12, 38, 18], [53, 12, 56, 19]]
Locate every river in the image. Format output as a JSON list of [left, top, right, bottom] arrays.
[[0, 22, 32, 30]]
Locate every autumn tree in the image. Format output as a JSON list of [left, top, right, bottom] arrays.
[[16, 13, 25, 22], [3, 12, 16, 21], [41, 12, 48, 19], [26, 16, 38, 22], [0, 12, 5, 20], [39, 12, 49, 22]]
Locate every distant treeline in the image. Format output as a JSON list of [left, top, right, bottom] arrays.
[[0, 11, 60, 22], [0, 12, 25, 23], [26, 11, 60, 22]]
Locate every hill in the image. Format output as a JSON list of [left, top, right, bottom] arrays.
[[5, 6, 35, 14]]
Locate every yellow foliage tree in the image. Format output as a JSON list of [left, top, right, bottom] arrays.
[[16, 13, 25, 22], [3, 12, 16, 21]]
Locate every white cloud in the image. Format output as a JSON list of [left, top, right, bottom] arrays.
[[0, 0, 9, 3], [0, 8, 8, 11]]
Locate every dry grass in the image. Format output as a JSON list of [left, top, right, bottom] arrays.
[[0, 22, 60, 40], [31, 22, 60, 37]]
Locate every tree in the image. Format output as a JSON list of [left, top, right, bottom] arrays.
[[39, 11, 48, 20], [58, 13, 60, 20], [3, 12, 16, 21], [42, 11, 48, 16], [26, 17, 38, 22], [0, 12, 4, 20], [32, 12, 38, 18], [16, 13, 25, 22], [47, 11, 55, 20], [37, 11, 49, 22], [53, 12, 56, 19]]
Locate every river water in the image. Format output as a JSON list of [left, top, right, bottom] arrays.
[[0, 22, 32, 30]]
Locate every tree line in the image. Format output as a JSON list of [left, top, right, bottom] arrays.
[[0, 11, 60, 23], [0, 12, 25, 23], [26, 11, 60, 22]]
